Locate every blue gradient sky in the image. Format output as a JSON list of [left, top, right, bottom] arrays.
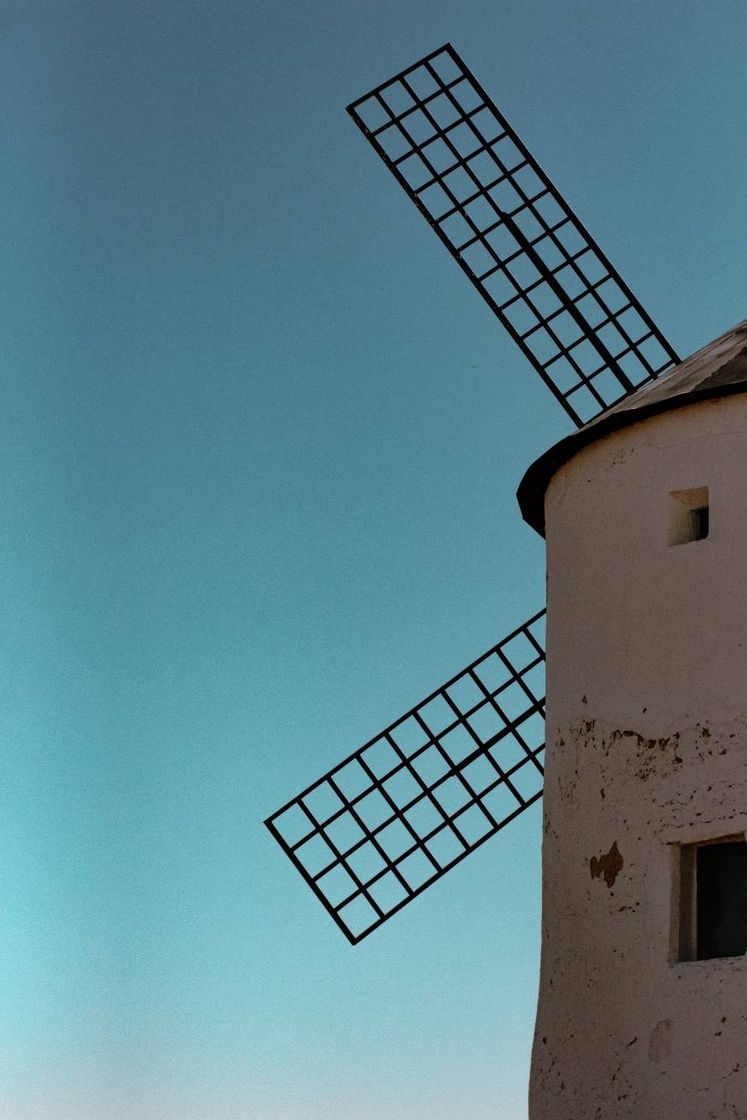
[[1, 2, 745, 1118]]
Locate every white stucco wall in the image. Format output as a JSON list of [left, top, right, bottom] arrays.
[[529, 394, 747, 1119]]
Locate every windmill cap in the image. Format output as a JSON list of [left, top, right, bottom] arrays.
[[517, 318, 747, 537]]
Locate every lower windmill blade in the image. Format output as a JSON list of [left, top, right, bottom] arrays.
[[348, 44, 680, 427], [266, 610, 546, 943]]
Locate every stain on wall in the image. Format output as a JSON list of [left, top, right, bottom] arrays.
[[649, 1019, 673, 1061], [590, 840, 624, 888]]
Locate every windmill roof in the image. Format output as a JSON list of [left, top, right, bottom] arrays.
[[517, 319, 747, 536]]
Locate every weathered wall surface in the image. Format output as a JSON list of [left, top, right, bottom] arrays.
[[529, 395, 747, 1119]]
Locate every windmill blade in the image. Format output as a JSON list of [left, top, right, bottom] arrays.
[[266, 609, 546, 943], [348, 44, 680, 427]]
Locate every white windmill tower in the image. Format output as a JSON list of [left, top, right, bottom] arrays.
[[266, 44, 746, 1118], [519, 323, 747, 1117]]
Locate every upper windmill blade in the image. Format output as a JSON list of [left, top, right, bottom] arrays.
[[266, 609, 546, 943], [348, 44, 680, 427]]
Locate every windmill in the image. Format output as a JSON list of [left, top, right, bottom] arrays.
[[265, 43, 747, 1115]]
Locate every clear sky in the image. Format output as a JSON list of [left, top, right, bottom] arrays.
[[1, 2, 745, 1118]]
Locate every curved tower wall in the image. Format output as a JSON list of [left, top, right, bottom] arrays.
[[529, 394, 747, 1119]]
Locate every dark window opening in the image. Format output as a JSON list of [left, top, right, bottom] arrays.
[[677, 837, 747, 961], [697, 841, 747, 960], [690, 505, 709, 542]]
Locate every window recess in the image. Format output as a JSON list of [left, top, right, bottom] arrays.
[[668, 486, 709, 546], [676, 836, 747, 961]]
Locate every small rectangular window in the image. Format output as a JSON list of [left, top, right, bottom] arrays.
[[669, 486, 709, 545], [676, 836, 747, 961]]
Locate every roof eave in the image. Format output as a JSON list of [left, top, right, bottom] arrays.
[[517, 379, 747, 538]]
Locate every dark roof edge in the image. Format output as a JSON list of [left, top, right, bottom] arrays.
[[517, 379, 747, 538]]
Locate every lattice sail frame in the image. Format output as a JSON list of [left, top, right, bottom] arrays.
[[348, 43, 680, 427], [266, 611, 545, 943]]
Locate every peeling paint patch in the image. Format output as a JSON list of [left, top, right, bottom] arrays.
[[590, 840, 623, 888], [606, 727, 684, 781]]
